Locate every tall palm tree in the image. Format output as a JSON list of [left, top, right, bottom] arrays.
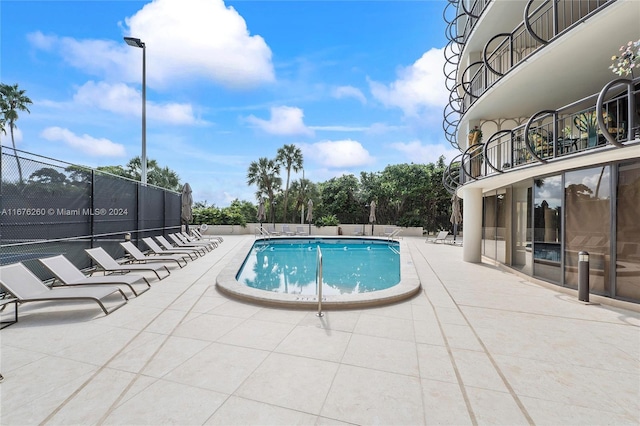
[[290, 177, 315, 223], [247, 157, 281, 223], [0, 83, 33, 184], [276, 144, 303, 222]]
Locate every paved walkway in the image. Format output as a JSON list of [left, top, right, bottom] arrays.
[[1, 235, 638, 425]]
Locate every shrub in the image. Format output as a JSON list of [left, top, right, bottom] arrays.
[[315, 214, 340, 227]]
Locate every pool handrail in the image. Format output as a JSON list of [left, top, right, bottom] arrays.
[[255, 227, 270, 239], [316, 246, 323, 317]]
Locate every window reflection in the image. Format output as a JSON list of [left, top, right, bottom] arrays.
[[533, 176, 562, 282], [616, 161, 640, 301], [564, 166, 610, 295]]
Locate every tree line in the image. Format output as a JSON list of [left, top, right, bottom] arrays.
[[245, 144, 453, 233]]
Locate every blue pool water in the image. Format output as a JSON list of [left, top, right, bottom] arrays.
[[236, 238, 400, 295]]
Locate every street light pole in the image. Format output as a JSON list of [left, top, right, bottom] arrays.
[[124, 36, 147, 185]]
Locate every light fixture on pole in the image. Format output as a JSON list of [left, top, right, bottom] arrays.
[[124, 36, 147, 185]]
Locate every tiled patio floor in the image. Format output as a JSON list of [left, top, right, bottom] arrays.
[[1, 235, 639, 425]]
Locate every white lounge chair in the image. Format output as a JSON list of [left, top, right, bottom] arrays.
[[0, 263, 127, 316], [192, 228, 223, 243], [386, 228, 401, 240], [281, 225, 295, 236], [167, 234, 209, 254], [155, 236, 205, 257], [142, 237, 199, 260], [265, 225, 281, 236], [179, 232, 217, 249], [40, 254, 151, 297], [426, 231, 449, 244], [296, 226, 308, 236], [381, 227, 401, 239], [182, 231, 217, 248], [121, 241, 188, 268], [86, 247, 170, 280]]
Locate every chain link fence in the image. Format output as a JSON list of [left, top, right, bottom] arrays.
[[0, 145, 181, 282]]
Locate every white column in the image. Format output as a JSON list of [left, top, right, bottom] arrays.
[[462, 187, 483, 263]]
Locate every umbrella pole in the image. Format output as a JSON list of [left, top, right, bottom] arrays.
[[453, 223, 458, 241]]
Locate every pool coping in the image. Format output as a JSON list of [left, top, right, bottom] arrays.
[[216, 236, 421, 309]]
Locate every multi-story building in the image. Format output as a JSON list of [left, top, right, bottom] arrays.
[[443, 0, 640, 303]]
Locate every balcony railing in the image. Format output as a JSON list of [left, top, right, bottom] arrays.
[[462, 0, 612, 114], [447, 77, 639, 189]]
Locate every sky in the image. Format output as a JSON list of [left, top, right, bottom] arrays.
[[0, 0, 456, 206]]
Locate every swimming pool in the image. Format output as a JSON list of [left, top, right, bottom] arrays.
[[216, 236, 421, 309], [235, 239, 400, 295]]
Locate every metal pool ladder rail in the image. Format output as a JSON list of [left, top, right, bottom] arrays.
[[316, 246, 324, 317]]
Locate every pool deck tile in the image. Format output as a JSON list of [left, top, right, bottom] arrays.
[[1, 235, 639, 425]]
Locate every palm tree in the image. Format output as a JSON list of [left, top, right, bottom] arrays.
[[125, 157, 181, 191], [276, 144, 303, 223], [247, 157, 281, 223], [290, 177, 315, 223], [0, 83, 33, 184]]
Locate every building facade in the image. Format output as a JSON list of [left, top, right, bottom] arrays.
[[443, 0, 640, 303]]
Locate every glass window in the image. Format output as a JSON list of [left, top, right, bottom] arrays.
[[616, 161, 640, 302], [564, 166, 611, 295], [496, 190, 508, 263], [533, 175, 562, 282], [483, 191, 497, 259], [512, 184, 532, 274]]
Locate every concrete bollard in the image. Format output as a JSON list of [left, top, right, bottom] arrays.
[[578, 251, 589, 302]]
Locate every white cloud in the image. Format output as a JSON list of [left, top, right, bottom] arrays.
[[73, 81, 202, 125], [390, 140, 459, 165], [365, 123, 404, 134], [0, 125, 23, 145], [369, 48, 447, 118], [302, 139, 374, 168], [246, 106, 313, 136], [308, 123, 404, 133], [123, 0, 274, 88], [332, 85, 366, 104], [28, 0, 274, 89], [40, 127, 126, 157], [309, 125, 369, 132]]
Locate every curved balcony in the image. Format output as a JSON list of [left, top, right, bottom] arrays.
[[461, 0, 613, 113], [444, 77, 640, 192], [443, 0, 617, 149], [445, 0, 491, 49]]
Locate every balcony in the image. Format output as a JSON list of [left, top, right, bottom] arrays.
[[460, 0, 613, 113], [445, 77, 639, 190]]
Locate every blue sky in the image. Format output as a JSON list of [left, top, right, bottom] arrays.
[[1, 0, 454, 206]]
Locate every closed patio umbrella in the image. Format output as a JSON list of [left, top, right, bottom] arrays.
[[181, 183, 193, 233], [257, 199, 266, 231], [369, 200, 376, 235], [306, 199, 313, 235], [450, 193, 462, 241]]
